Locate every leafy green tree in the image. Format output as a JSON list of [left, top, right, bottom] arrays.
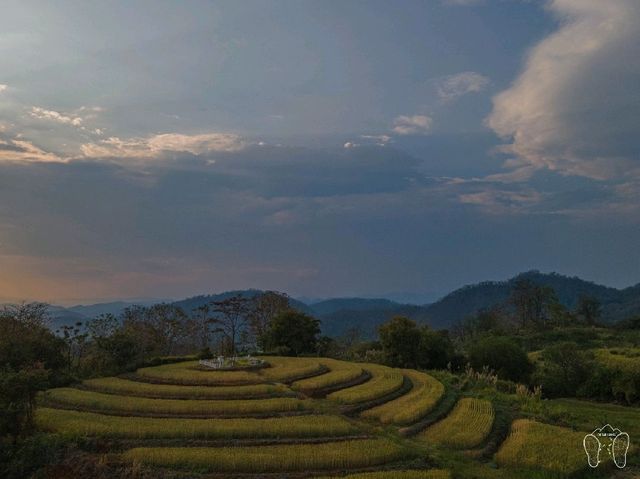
[[510, 280, 559, 329], [531, 342, 593, 397], [576, 295, 601, 326], [263, 310, 320, 356], [0, 367, 49, 444], [379, 316, 421, 368], [248, 291, 290, 350], [467, 336, 532, 382], [418, 327, 455, 370]]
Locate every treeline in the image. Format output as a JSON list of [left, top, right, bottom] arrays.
[[326, 279, 640, 405]]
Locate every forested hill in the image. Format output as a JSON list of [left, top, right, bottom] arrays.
[[423, 271, 638, 328], [40, 271, 640, 338]]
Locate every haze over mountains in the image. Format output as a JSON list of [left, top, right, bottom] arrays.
[[42, 271, 640, 338]]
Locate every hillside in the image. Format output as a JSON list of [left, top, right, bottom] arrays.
[[423, 271, 639, 328], [40, 271, 640, 337]]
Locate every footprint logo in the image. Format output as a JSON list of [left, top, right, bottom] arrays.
[[583, 424, 630, 469]]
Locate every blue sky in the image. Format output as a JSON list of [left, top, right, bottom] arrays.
[[0, 0, 639, 304]]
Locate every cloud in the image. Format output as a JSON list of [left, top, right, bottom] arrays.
[[30, 107, 83, 126], [0, 84, 7, 93], [437, 71, 490, 102], [486, 0, 640, 180], [392, 115, 433, 135], [0, 137, 64, 163], [458, 188, 543, 215], [81, 132, 247, 159]]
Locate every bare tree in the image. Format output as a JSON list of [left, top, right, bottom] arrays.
[[211, 295, 252, 356], [192, 303, 217, 349], [3, 302, 51, 328]]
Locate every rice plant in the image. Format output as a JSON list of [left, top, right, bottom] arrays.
[[135, 361, 261, 385], [292, 359, 364, 393], [318, 470, 451, 479], [41, 388, 308, 415], [418, 397, 494, 449], [361, 370, 445, 425], [122, 438, 413, 473], [82, 376, 289, 399], [495, 419, 586, 474], [134, 357, 325, 385], [327, 364, 404, 404], [36, 408, 357, 439]]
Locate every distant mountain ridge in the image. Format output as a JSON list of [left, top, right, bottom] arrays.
[[38, 271, 640, 337]]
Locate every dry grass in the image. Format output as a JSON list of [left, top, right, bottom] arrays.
[[361, 370, 444, 425]]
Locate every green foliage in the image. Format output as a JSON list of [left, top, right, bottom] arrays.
[[467, 336, 532, 382], [379, 316, 456, 370], [0, 367, 49, 442], [263, 310, 320, 356], [0, 314, 66, 373], [0, 433, 67, 479], [379, 316, 421, 368], [531, 342, 593, 398]]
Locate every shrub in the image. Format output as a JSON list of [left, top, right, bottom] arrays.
[[467, 336, 532, 382]]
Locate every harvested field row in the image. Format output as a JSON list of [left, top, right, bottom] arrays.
[[495, 419, 586, 475], [418, 397, 494, 449], [82, 377, 290, 399], [134, 357, 326, 386], [319, 470, 451, 479], [328, 364, 404, 404], [41, 388, 309, 416], [122, 438, 414, 473], [361, 370, 444, 425], [36, 408, 358, 439], [292, 359, 364, 394]]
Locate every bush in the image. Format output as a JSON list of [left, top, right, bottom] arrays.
[[467, 336, 533, 382], [197, 347, 213, 360], [530, 342, 593, 398]]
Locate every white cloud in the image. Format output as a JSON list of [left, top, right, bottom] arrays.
[[361, 134, 392, 146], [81, 132, 246, 159], [437, 71, 490, 102], [30, 107, 83, 126], [486, 0, 640, 180], [392, 115, 433, 135], [0, 138, 64, 163], [0, 84, 7, 93]]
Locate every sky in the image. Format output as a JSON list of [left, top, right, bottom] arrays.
[[0, 0, 639, 305]]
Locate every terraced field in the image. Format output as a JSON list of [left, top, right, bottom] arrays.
[[37, 356, 611, 478], [361, 369, 444, 425], [495, 419, 586, 475], [418, 397, 494, 449]]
